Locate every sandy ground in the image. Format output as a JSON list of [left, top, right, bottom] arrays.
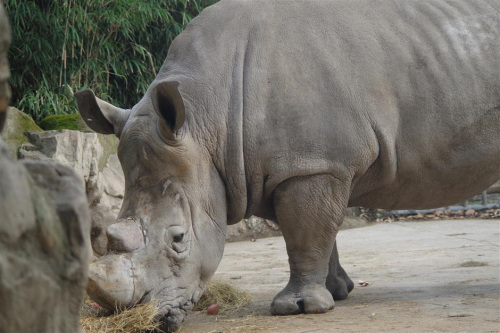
[[179, 220, 500, 333]]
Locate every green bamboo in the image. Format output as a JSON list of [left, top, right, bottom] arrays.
[[6, 0, 217, 122]]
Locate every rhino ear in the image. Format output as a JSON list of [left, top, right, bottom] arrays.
[[75, 89, 130, 137], [151, 81, 185, 139]]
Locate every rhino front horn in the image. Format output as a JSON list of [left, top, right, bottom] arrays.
[[87, 255, 144, 310]]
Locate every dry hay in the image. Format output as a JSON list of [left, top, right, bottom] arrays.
[[80, 279, 252, 332], [80, 296, 161, 333], [194, 278, 253, 313]]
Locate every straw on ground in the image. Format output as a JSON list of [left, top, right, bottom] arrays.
[[80, 278, 252, 332]]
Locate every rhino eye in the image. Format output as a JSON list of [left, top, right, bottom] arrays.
[[173, 233, 184, 243]]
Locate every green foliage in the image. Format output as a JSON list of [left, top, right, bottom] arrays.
[[39, 113, 91, 131], [6, 0, 217, 122]]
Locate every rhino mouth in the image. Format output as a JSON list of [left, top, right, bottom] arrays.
[[153, 287, 200, 331], [156, 303, 191, 332], [152, 282, 207, 332], [88, 257, 200, 332]]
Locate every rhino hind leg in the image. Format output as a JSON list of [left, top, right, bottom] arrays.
[[271, 174, 349, 315], [326, 241, 354, 300]]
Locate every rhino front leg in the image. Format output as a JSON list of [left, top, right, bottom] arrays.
[[326, 241, 354, 300], [271, 174, 349, 315]]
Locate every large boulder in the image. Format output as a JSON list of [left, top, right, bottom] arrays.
[[0, 138, 91, 332], [16, 129, 124, 255], [0, 9, 91, 330]]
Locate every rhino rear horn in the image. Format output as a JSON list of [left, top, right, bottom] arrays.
[[151, 81, 185, 140], [75, 89, 130, 137], [107, 220, 146, 252]]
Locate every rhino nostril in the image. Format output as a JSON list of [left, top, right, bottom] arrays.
[[138, 290, 152, 304], [91, 226, 102, 238]]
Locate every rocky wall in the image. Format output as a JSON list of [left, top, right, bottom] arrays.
[[0, 136, 91, 332]]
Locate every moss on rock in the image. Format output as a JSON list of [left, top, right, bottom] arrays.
[[0, 107, 42, 158], [37, 113, 118, 170], [39, 114, 92, 132]]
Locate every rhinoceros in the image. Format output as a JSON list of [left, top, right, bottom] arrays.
[[76, 0, 500, 331]]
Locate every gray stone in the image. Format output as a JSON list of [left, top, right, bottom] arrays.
[[16, 129, 124, 256], [226, 217, 281, 242], [0, 8, 91, 331], [0, 138, 91, 333], [19, 130, 103, 184]]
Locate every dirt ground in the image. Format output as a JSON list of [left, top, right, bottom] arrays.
[[179, 219, 499, 333]]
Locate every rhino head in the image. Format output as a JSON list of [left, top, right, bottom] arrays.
[[76, 82, 228, 332]]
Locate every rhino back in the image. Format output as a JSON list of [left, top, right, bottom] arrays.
[[155, 0, 500, 216]]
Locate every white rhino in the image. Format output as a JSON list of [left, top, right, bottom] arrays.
[[76, 0, 500, 331]]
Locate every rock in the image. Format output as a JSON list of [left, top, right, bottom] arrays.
[[15, 129, 124, 256], [89, 154, 125, 254], [19, 130, 103, 183], [226, 216, 282, 242], [464, 209, 476, 217], [0, 107, 42, 157], [0, 138, 91, 333]]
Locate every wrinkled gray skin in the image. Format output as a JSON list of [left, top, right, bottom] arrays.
[[76, 0, 500, 331], [0, 1, 11, 131]]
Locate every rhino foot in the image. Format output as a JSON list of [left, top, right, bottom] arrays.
[[270, 284, 334, 315], [326, 269, 354, 300], [326, 241, 354, 300]]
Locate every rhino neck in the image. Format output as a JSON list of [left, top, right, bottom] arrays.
[[213, 88, 248, 225], [162, 78, 249, 226], [219, 142, 248, 225], [155, 39, 251, 225]]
